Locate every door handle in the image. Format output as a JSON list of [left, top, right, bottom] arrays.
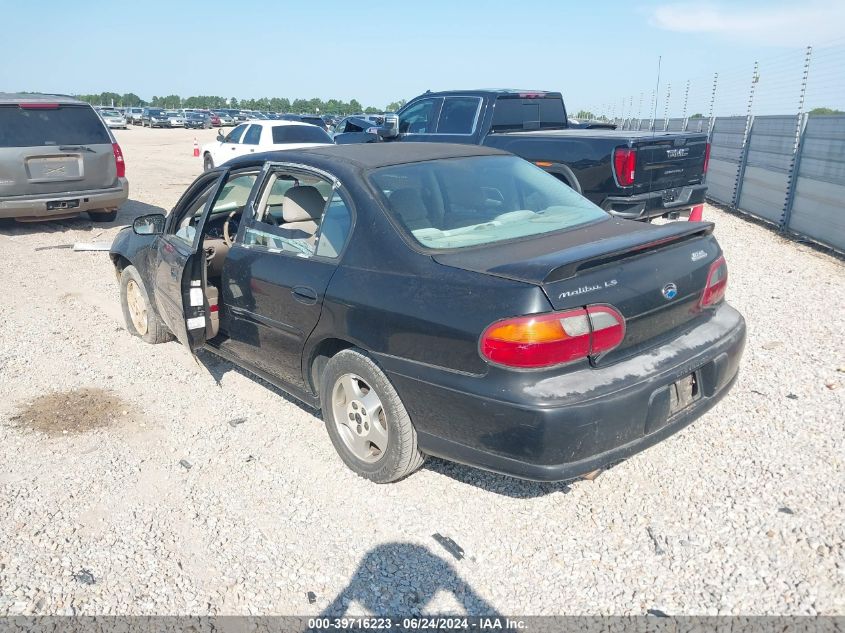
[[292, 286, 318, 304]]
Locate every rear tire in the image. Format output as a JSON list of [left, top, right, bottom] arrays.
[[88, 209, 117, 222], [320, 348, 425, 483], [119, 265, 172, 344]]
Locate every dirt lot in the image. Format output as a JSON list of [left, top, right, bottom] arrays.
[[0, 127, 843, 616]]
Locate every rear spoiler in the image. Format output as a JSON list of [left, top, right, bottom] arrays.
[[544, 222, 714, 283]]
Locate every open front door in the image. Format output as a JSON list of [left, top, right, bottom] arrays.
[[154, 169, 230, 352]]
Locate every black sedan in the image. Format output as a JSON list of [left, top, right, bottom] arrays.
[[184, 112, 212, 129], [110, 144, 745, 484]]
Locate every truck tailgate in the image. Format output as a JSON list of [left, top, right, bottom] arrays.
[[634, 134, 708, 192]]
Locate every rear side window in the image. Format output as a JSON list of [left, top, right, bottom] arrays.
[[271, 125, 332, 144], [242, 124, 263, 145], [0, 105, 110, 147], [437, 97, 481, 134], [491, 96, 567, 131]]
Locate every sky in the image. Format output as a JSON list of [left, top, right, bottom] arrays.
[[1, 0, 843, 116]]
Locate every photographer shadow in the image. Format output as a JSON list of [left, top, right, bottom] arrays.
[[319, 542, 499, 618]]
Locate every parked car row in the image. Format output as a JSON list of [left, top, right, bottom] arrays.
[[110, 107, 354, 131]]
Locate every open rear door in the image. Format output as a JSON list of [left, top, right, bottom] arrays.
[[154, 170, 229, 352]]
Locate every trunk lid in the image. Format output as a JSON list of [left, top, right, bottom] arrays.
[[633, 133, 708, 192], [0, 103, 117, 198], [434, 218, 722, 364]]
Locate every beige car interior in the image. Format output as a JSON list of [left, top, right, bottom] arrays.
[[194, 170, 335, 340]]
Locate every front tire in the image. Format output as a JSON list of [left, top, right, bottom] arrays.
[[320, 349, 425, 483], [119, 265, 172, 344], [203, 154, 214, 171]]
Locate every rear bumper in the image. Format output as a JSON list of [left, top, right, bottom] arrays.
[[378, 303, 745, 482], [602, 184, 707, 220], [0, 180, 129, 220]]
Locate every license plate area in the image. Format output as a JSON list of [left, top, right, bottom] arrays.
[[662, 188, 680, 204], [27, 156, 82, 182], [47, 199, 80, 211], [669, 372, 700, 415]]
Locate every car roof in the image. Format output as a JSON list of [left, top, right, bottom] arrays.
[[0, 92, 88, 105], [228, 142, 508, 170], [243, 120, 315, 127]]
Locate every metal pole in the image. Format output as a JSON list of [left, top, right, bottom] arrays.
[[782, 45, 813, 231], [707, 73, 718, 137], [681, 80, 690, 130], [733, 62, 759, 207], [663, 82, 671, 131], [649, 90, 656, 131]]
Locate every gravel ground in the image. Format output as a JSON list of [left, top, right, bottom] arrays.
[[0, 127, 842, 616]]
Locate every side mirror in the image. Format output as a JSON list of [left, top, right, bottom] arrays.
[[133, 213, 165, 236], [217, 129, 225, 142], [378, 113, 399, 139]]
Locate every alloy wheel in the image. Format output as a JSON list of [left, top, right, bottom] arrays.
[[331, 373, 388, 463], [125, 279, 148, 335]]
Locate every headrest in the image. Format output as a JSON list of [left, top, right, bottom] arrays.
[[282, 186, 325, 223], [389, 188, 429, 222]]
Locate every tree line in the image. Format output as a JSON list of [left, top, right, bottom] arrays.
[[72, 92, 408, 114]]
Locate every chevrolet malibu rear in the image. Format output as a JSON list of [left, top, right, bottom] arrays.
[[0, 94, 128, 222], [363, 152, 745, 482]]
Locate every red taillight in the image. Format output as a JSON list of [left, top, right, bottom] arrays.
[[19, 103, 59, 109], [480, 305, 626, 369], [613, 147, 636, 186], [703, 142, 711, 175], [700, 256, 728, 308], [112, 142, 126, 178]]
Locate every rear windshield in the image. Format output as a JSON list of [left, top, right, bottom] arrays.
[[370, 155, 607, 250], [491, 96, 567, 131], [271, 125, 332, 144], [0, 104, 110, 148]]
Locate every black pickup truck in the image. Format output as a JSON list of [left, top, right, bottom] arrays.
[[335, 90, 710, 221]]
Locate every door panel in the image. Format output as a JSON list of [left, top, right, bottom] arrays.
[[222, 246, 337, 390], [153, 171, 228, 351]]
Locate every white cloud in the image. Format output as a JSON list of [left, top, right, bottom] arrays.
[[649, 1, 845, 46]]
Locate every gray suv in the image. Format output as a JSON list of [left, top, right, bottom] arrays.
[[0, 93, 129, 222]]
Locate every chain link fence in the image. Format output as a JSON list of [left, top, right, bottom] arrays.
[[574, 40, 845, 253]]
